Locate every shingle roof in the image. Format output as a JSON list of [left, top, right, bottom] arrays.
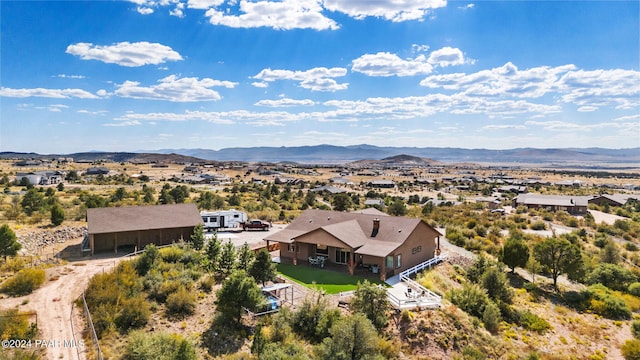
[[87, 204, 202, 234], [514, 194, 589, 207], [265, 209, 441, 257]]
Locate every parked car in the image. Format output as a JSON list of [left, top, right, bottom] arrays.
[[241, 219, 271, 231]]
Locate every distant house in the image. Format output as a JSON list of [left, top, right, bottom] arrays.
[[368, 180, 396, 189], [474, 197, 501, 210], [86, 204, 203, 255], [512, 194, 589, 214], [310, 185, 346, 194], [16, 171, 64, 185], [14, 160, 42, 167], [589, 194, 640, 207], [85, 167, 109, 175], [496, 185, 528, 194], [265, 209, 442, 280], [364, 199, 385, 208]]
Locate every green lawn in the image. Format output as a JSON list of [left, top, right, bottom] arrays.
[[276, 263, 386, 294]]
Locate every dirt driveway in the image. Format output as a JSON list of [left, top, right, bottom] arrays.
[[0, 256, 125, 360]]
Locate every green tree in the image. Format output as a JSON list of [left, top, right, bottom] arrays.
[[206, 234, 222, 273], [236, 242, 254, 271], [534, 237, 583, 290], [387, 199, 407, 216], [251, 324, 267, 355], [197, 191, 216, 210], [21, 188, 45, 215], [0, 225, 21, 261], [500, 237, 530, 273], [136, 244, 159, 276], [111, 187, 128, 202], [317, 313, 379, 360], [481, 267, 512, 304], [600, 240, 621, 264], [350, 280, 389, 331], [332, 193, 352, 212], [219, 241, 236, 276], [142, 184, 155, 204], [170, 185, 190, 203], [159, 184, 174, 204], [305, 191, 316, 207], [293, 290, 341, 343], [249, 248, 277, 286], [227, 193, 241, 207], [190, 224, 205, 251], [215, 270, 263, 324], [65, 170, 79, 182], [50, 203, 65, 226], [585, 263, 637, 292]]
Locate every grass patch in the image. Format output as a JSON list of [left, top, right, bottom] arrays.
[[276, 263, 386, 294]]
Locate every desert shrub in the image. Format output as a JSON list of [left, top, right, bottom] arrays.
[[122, 330, 197, 360], [586, 284, 631, 319], [518, 311, 551, 333], [159, 246, 185, 263], [632, 320, 640, 339], [530, 221, 547, 230], [155, 280, 183, 303], [293, 291, 341, 343], [462, 346, 487, 360], [482, 301, 501, 333], [115, 295, 151, 332], [166, 286, 197, 317], [629, 282, 640, 297], [199, 275, 215, 293], [586, 263, 637, 292], [0, 257, 26, 273], [447, 283, 489, 318], [0, 268, 45, 296], [0, 308, 37, 340], [626, 243, 639, 252], [92, 304, 116, 338], [481, 267, 512, 304], [622, 339, 640, 360]]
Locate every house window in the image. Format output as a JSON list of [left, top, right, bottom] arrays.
[[386, 256, 393, 269], [396, 254, 402, 268], [287, 244, 299, 253], [316, 244, 329, 256], [335, 248, 350, 264], [412, 246, 422, 254]]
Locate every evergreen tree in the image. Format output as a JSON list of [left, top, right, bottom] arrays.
[[500, 236, 530, 273], [350, 280, 389, 331], [50, 203, 65, 226], [0, 224, 21, 261], [21, 188, 45, 215], [534, 237, 583, 290], [206, 233, 221, 273], [219, 241, 236, 276], [317, 313, 379, 360], [249, 249, 277, 286], [236, 242, 254, 271], [190, 224, 205, 251], [215, 270, 262, 324]]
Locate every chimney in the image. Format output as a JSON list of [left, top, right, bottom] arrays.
[[372, 218, 380, 237]]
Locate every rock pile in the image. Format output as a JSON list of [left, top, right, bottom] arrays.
[[18, 226, 88, 254]]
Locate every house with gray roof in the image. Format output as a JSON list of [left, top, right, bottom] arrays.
[[86, 204, 203, 255], [512, 194, 589, 214], [265, 209, 442, 280], [589, 194, 640, 207]]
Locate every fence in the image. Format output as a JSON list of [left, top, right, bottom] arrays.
[[80, 291, 103, 360]]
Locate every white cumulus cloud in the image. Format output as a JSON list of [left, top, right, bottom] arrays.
[[323, 0, 447, 22], [0, 87, 99, 99], [253, 67, 348, 92], [352, 52, 433, 77], [188, 0, 224, 9], [114, 75, 238, 102], [427, 47, 469, 67], [66, 41, 183, 67], [255, 98, 316, 107], [205, 0, 339, 30]]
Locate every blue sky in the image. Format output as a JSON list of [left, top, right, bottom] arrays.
[[1, 0, 638, 154]]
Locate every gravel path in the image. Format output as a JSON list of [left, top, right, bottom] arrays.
[[0, 256, 125, 360]]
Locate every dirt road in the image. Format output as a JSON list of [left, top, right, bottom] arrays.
[[0, 256, 125, 360]]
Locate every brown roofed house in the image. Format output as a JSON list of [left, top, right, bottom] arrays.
[[86, 204, 203, 255], [265, 209, 442, 280]]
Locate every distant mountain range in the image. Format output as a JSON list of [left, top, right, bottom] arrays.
[[149, 145, 640, 165], [2, 145, 640, 165]]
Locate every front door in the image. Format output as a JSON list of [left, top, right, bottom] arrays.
[[220, 216, 225, 228]]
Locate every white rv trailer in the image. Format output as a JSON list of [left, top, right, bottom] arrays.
[[200, 209, 248, 231]]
